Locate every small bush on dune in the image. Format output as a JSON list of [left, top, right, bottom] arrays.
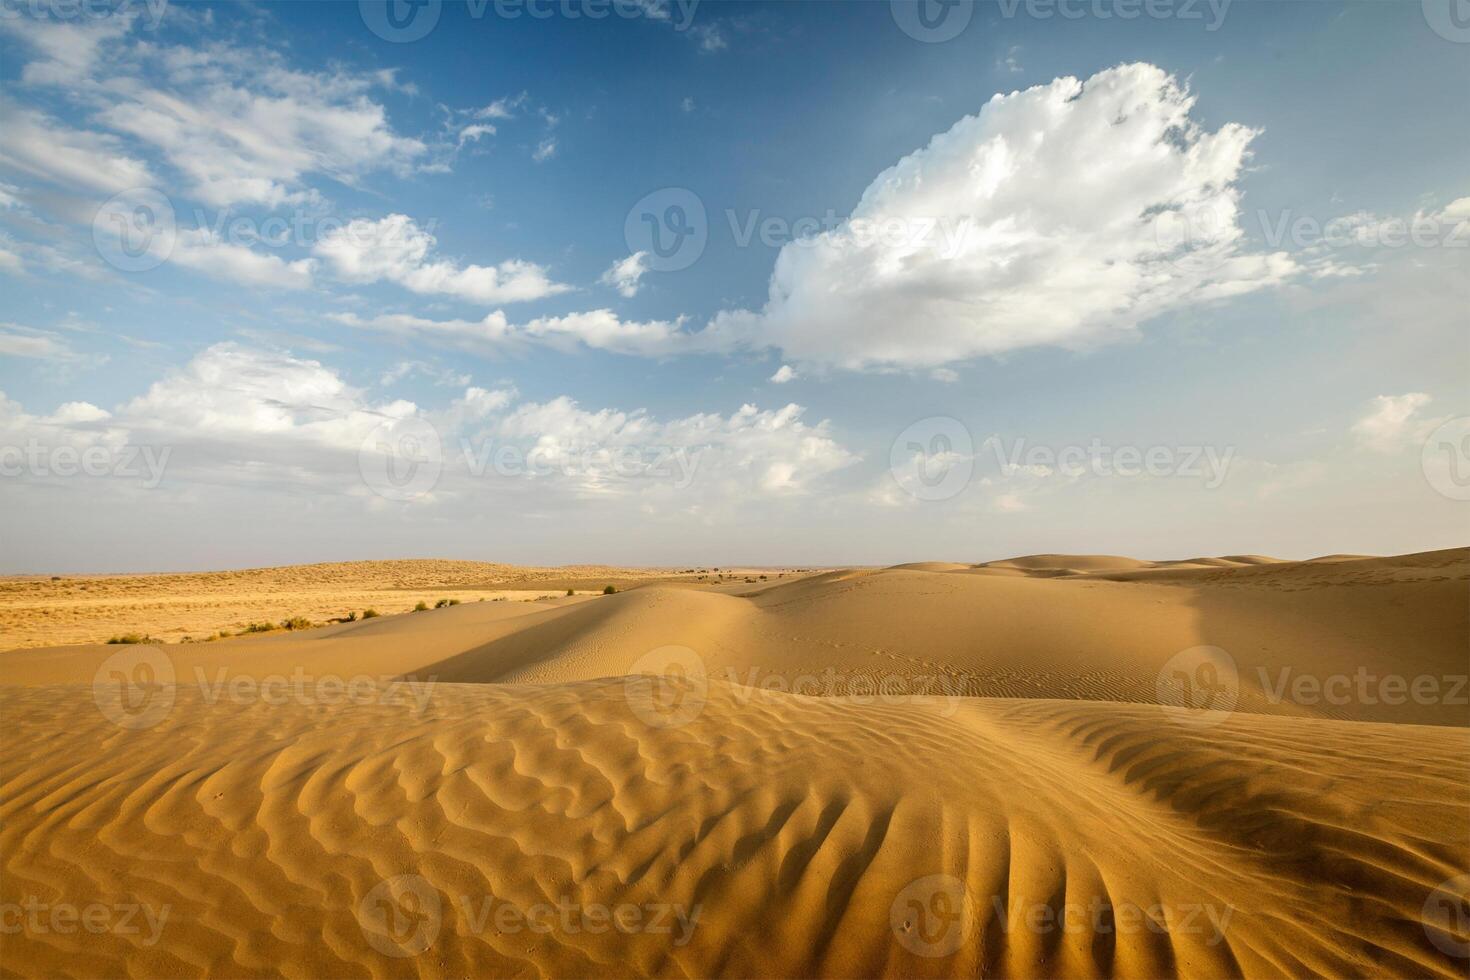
[[434, 598, 461, 609], [414, 601, 429, 612], [106, 633, 155, 645], [344, 611, 358, 622], [242, 621, 278, 634], [362, 608, 380, 619], [281, 616, 312, 631], [566, 588, 575, 596], [602, 585, 617, 595]]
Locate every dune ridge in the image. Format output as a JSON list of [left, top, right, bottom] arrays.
[[1, 548, 1466, 977]]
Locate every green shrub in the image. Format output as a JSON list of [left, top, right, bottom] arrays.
[[241, 621, 278, 634], [434, 598, 461, 609], [344, 611, 358, 622], [281, 616, 312, 631], [106, 633, 155, 645], [602, 585, 617, 595], [566, 588, 575, 596], [414, 600, 429, 612], [362, 608, 380, 619]]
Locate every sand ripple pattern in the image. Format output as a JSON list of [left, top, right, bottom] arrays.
[[2, 681, 1466, 978]]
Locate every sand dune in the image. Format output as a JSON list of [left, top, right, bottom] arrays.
[[1, 549, 1466, 977]]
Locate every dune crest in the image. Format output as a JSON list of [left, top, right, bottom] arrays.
[[2, 549, 1466, 976]]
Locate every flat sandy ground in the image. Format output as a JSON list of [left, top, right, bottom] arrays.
[[0, 560, 800, 649], [1, 549, 1467, 977]]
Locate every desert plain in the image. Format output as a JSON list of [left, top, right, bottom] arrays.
[[1, 548, 1467, 977]]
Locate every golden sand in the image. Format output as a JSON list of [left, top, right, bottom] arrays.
[[1, 549, 1466, 977]]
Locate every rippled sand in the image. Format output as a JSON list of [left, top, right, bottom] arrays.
[[2, 549, 1466, 977]]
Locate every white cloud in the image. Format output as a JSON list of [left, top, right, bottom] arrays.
[[1352, 393, 1433, 452], [0, 323, 88, 361], [332, 307, 695, 358], [4, 16, 430, 208], [98, 76, 427, 208], [992, 492, 1029, 512], [458, 123, 497, 147], [711, 63, 1298, 371], [0, 102, 154, 194], [1, 344, 857, 509], [119, 343, 381, 442], [0, 9, 138, 86], [314, 214, 570, 304], [681, 96, 695, 113], [0, 243, 23, 277], [380, 361, 472, 388], [170, 229, 316, 289], [770, 365, 797, 384], [493, 398, 856, 496], [476, 93, 527, 119], [533, 137, 558, 162], [691, 23, 727, 52], [599, 251, 649, 298]]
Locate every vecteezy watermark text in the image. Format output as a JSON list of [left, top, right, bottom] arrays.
[[0, 441, 170, 488], [989, 436, 1235, 488], [194, 667, 437, 714], [890, 0, 1230, 45], [357, 874, 701, 959], [359, 415, 704, 502], [0, 0, 168, 29], [359, 0, 702, 43], [1, 897, 170, 947]]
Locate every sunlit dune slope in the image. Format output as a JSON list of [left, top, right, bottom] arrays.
[[1, 548, 1465, 978], [5, 548, 1465, 726], [1, 681, 1465, 978]]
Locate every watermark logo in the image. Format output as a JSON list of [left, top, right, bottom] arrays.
[[359, 416, 443, 502], [624, 645, 708, 728], [1423, 873, 1470, 959], [1421, 416, 1470, 501], [890, 0, 973, 42], [890, 416, 974, 502], [890, 874, 971, 957], [358, 874, 442, 958], [92, 646, 176, 730], [1152, 201, 1235, 274], [93, 188, 176, 273], [625, 188, 707, 272], [359, 0, 442, 42], [1155, 645, 1238, 727], [1423, 0, 1470, 42]]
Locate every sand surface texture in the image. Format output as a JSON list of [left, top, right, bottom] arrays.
[[2, 549, 1467, 977]]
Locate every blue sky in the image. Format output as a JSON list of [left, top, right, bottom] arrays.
[[0, 0, 1466, 572]]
